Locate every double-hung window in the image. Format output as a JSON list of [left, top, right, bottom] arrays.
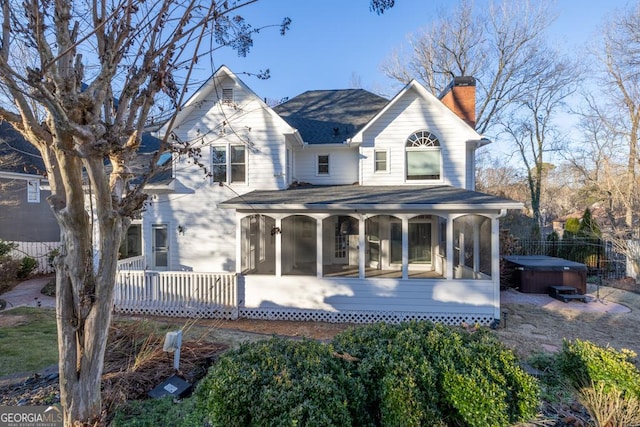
[[374, 149, 388, 173], [405, 130, 441, 181], [211, 144, 246, 184], [317, 154, 329, 175]]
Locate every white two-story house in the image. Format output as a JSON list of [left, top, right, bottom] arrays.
[[129, 65, 521, 325]]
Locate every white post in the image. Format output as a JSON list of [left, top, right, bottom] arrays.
[[402, 217, 409, 279], [446, 215, 455, 279], [275, 217, 282, 277], [359, 215, 366, 278]]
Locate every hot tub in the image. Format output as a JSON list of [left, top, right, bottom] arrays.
[[502, 255, 587, 294]]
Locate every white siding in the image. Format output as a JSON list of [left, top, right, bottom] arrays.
[[242, 275, 497, 319], [359, 91, 478, 189], [144, 74, 293, 272], [171, 75, 290, 191], [143, 186, 242, 272], [294, 146, 359, 185]]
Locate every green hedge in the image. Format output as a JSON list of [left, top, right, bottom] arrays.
[[193, 337, 364, 426], [557, 339, 640, 397], [331, 322, 539, 427], [193, 322, 539, 426]]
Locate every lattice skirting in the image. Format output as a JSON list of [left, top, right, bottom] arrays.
[[114, 304, 494, 326], [238, 307, 494, 326], [114, 303, 238, 320]]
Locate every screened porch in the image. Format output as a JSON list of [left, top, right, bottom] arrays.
[[238, 212, 495, 281]]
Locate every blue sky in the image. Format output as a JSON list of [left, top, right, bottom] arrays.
[[203, 0, 631, 102]]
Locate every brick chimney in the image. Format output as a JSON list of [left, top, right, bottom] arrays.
[[439, 76, 476, 129]]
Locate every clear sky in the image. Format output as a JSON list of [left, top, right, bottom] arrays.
[[202, 0, 631, 102]]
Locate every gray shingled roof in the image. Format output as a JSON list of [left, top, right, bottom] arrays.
[[273, 89, 389, 144], [0, 122, 46, 175], [0, 122, 170, 184], [220, 185, 523, 211]]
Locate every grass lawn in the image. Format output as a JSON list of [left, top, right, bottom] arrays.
[[0, 307, 58, 376]]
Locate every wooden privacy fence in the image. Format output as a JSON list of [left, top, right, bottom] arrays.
[[114, 270, 239, 319]]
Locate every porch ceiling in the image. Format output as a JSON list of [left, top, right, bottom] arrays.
[[220, 184, 523, 212]]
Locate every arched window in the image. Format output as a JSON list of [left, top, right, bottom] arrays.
[[405, 130, 441, 181]]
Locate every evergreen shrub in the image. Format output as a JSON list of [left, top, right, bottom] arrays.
[[558, 339, 640, 397], [18, 256, 37, 278], [332, 321, 539, 427], [193, 337, 364, 427]]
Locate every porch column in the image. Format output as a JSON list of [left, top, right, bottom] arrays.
[[235, 212, 242, 274], [275, 217, 282, 277], [446, 215, 455, 279], [314, 214, 330, 277], [358, 215, 365, 278], [491, 214, 502, 320], [402, 217, 409, 279], [473, 219, 481, 277]]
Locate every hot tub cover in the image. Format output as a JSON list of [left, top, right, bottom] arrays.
[[502, 256, 587, 271]]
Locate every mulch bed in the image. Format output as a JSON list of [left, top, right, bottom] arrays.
[[0, 322, 227, 424]]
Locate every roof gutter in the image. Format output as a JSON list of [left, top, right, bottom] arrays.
[[220, 202, 524, 211], [466, 138, 491, 149]]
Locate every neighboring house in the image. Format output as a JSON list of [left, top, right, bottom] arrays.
[[0, 122, 60, 242], [0, 122, 161, 263], [136, 65, 522, 325]]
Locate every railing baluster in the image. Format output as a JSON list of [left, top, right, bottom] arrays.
[[113, 269, 237, 319]]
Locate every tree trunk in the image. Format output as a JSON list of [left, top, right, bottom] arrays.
[[55, 222, 122, 425], [50, 150, 124, 425]]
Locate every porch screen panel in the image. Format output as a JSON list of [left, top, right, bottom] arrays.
[[241, 215, 275, 275], [282, 215, 316, 276], [453, 215, 492, 279], [409, 222, 432, 263], [390, 221, 402, 264]]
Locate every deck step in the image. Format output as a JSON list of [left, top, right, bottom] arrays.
[[549, 285, 586, 303]]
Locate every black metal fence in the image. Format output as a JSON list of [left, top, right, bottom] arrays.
[[505, 238, 627, 280]]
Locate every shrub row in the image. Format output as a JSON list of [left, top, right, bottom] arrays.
[[192, 322, 540, 427]]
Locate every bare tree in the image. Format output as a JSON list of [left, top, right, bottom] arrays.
[[568, 2, 640, 280], [0, 1, 395, 424], [382, 0, 555, 134], [502, 52, 578, 233], [383, 0, 580, 236], [0, 0, 290, 423], [592, 2, 640, 230]]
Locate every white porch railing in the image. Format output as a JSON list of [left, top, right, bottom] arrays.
[[114, 270, 239, 319], [116, 255, 146, 271]]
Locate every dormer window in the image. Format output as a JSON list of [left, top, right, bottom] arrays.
[[405, 130, 441, 181], [222, 88, 234, 104]]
